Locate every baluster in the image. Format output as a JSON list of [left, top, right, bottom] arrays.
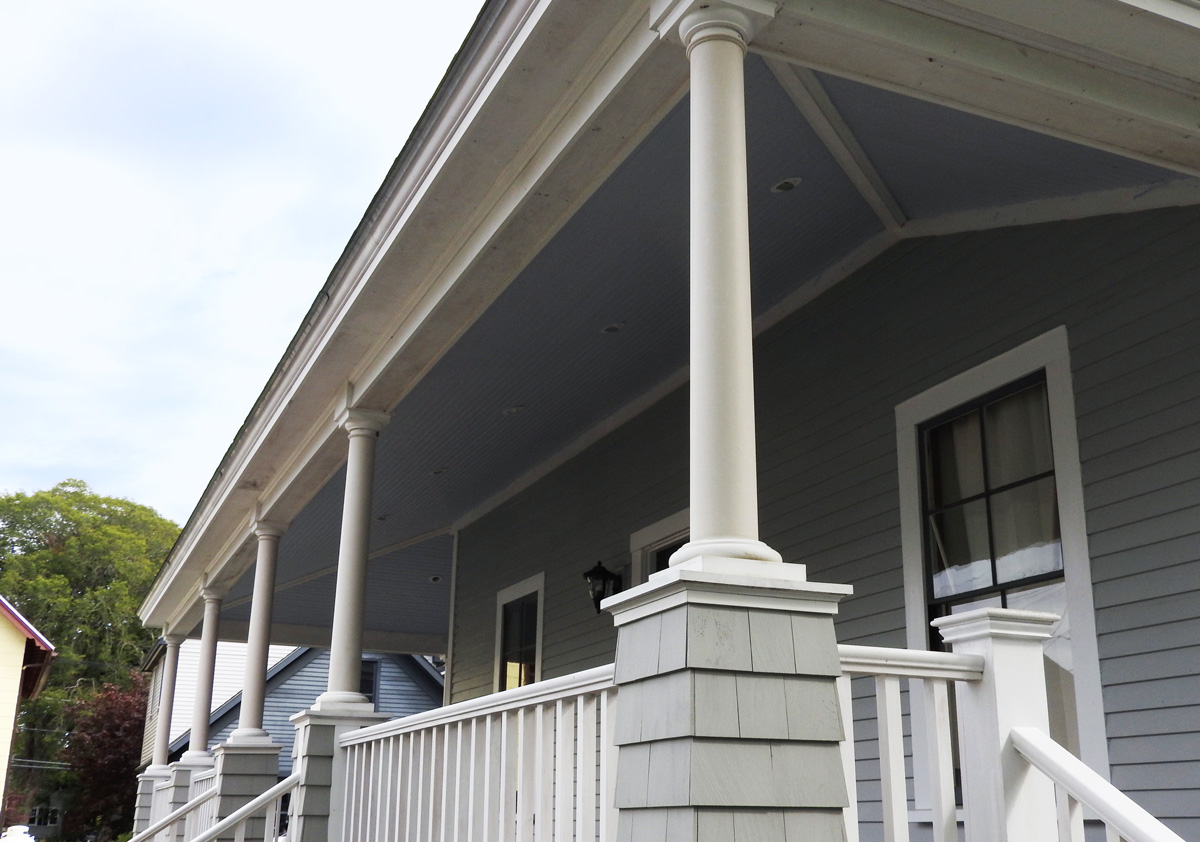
[[836, 674, 860, 842], [922, 679, 956, 842], [876, 675, 910, 842], [517, 706, 534, 842], [1056, 784, 1084, 842], [576, 693, 598, 841], [500, 709, 519, 842], [600, 688, 618, 842], [553, 697, 576, 842]]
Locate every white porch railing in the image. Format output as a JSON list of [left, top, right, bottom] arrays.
[[131, 786, 218, 842], [186, 769, 219, 840], [339, 664, 618, 842], [837, 644, 985, 842], [1011, 728, 1187, 842]]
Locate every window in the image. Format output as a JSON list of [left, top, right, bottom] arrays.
[[628, 509, 688, 585], [920, 374, 1064, 628], [359, 658, 380, 707], [494, 573, 544, 692], [896, 327, 1109, 808]]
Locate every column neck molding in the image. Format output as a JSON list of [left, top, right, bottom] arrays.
[[200, 587, 227, 603], [336, 407, 391, 436], [163, 634, 186, 647]]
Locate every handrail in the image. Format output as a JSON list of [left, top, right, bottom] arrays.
[[342, 663, 615, 746], [187, 773, 301, 842], [838, 644, 984, 681], [129, 786, 218, 842], [1010, 727, 1186, 842]]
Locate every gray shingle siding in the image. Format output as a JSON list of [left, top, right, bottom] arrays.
[[451, 205, 1200, 837]]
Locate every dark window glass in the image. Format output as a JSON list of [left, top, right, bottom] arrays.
[[921, 377, 1063, 619], [359, 659, 379, 705], [653, 538, 687, 574], [499, 592, 538, 691]]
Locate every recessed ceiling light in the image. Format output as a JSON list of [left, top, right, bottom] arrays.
[[601, 322, 625, 334], [429, 467, 448, 476], [429, 575, 443, 584], [501, 405, 526, 415], [376, 514, 389, 521], [771, 177, 803, 193]]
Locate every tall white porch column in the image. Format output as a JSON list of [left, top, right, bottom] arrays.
[[229, 522, 284, 743], [151, 634, 185, 768], [314, 408, 390, 711], [134, 633, 185, 833], [671, 0, 782, 566], [181, 588, 224, 764]]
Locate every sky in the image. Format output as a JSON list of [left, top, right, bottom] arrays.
[[0, 1, 484, 524]]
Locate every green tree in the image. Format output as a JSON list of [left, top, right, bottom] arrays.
[[0, 479, 178, 837]]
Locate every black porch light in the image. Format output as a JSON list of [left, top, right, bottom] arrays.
[[583, 561, 622, 613]]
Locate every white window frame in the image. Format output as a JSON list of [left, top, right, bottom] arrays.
[[628, 509, 689, 585], [896, 326, 1110, 809], [493, 572, 545, 691]]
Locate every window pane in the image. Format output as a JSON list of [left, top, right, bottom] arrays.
[[991, 477, 1062, 584], [500, 592, 538, 691], [985, 384, 1053, 486], [929, 499, 992, 598], [926, 411, 984, 507]]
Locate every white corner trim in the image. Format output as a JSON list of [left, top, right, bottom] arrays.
[[492, 572, 546, 692], [895, 325, 1110, 807]]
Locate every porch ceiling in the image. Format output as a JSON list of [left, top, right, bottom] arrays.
[[208, 52, 1192, 651]]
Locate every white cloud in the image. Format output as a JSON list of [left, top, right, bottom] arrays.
[[0, 0, 482, 522]]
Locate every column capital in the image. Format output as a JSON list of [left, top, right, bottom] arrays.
[[336, 407, 391, 436], [650, 0, 777, 48], [253, 520, 287, 540], [163, 633, 187, 647], [200, 586, 227, 603]]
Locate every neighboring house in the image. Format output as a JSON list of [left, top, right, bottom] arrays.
[[0, 596, 54, 835], [134, 2, 1200, 841], [140, 640, 295, 767], [162, 648, 443, 776]]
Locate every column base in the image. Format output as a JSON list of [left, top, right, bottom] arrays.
[[310, 691, 377, 713], [670, 537, 783, 565], [177, 749, 216, 767], [226, 728, 275, 745]]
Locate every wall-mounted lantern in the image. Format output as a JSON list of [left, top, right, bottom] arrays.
[[582, 561, 622, 613]]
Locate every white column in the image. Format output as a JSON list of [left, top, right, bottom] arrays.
[[229, 522, 285, 743], [670, 3, 781, 566], [314, 408, 390, 711], [180, 588, 224, 764], [148, 634, 184, 770]]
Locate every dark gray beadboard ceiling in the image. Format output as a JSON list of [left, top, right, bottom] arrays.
[[217, 55, 1189, 650]]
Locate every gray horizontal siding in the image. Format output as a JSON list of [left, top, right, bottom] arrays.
[[452, 205, 1200, 836]]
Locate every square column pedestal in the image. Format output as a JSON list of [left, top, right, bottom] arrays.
[[133, 766, 170, 834], [209, 742, 283, 842], [604, 557, 853, 842], [288, 707, 390, 842]]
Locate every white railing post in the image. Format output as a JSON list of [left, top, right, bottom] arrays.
[[934, 608, 1060, 842]]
